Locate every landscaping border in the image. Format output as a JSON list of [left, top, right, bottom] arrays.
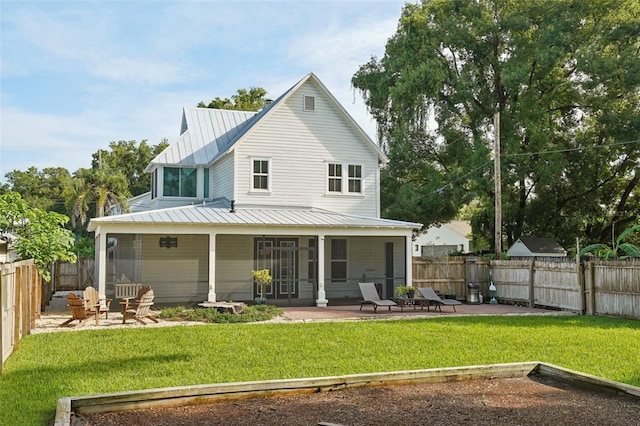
[[54, 361, 640, 426]]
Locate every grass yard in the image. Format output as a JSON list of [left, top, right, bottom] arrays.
[[1, 315, 639, 425]]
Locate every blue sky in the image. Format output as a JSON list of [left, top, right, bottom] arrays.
[[0, 0, 408, 183]]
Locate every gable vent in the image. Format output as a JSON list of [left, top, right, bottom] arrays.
[[303, 95, 315, 111]]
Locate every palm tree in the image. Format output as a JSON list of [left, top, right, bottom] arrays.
[[63, 167, 131, 228]]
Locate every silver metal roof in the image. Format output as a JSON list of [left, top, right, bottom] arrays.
[[88, 202, 420, 231], [145, 73, 388, 172]]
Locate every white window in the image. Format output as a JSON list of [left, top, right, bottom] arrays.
[[303, 95, 315, 111], [327, 163, 363, 194], [348, 165, 362, 193], [328, 163, 342, 192], [251, 158, 270, 191]]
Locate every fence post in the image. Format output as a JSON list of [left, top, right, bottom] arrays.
[[588, 262, 596, 315], [577, 260, 585, 315], [528, 258, 535, 308]]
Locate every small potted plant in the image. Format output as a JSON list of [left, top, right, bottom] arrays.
[[394, 285, 415, 298], [252, 269, 272, 305]]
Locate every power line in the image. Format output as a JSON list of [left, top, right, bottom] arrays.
[[502, 139, 640, 158]]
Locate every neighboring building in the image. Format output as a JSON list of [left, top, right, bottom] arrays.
[[0, 233, 18, 263], [507, 237, 567, 258], [89, 73, 421, 307], [413, 220, 472, 257]]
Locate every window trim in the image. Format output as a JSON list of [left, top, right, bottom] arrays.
[[326, 162, 364, 196], [161, 166, 199, 198], [250, 157, 271, 193], [303, 95, 315, 111]]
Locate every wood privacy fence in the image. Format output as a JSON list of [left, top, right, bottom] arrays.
[[51, 257, 95, 291], [412, 256, 491, 298], [1, 259, 44, 374], [413, 257, 640, 320]]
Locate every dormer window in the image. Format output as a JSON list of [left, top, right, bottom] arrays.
[[303, 95, 315, 111], [163, 167, 197, 197]]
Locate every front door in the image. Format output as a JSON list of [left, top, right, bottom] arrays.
[[254, 238, 299, 299]]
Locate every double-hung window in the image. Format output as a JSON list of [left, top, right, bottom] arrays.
[[348, 165, 362, 193], [252, 158, 270, 191], [327, 163, 363, 194], [163, 167, 197, 197], [328, 163, 342, 192]]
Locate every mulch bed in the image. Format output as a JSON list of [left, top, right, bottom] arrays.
[[76, 375, 640, 426]]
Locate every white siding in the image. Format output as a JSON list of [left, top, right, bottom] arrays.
[[212, 153, 234, 200], [234, 79, 380, 217], [139, 234, 209, 304]]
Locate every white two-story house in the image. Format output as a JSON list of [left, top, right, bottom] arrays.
[[88, 73, 421, 307]]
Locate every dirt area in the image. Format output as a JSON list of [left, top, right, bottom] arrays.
[[76, 375, 640, 426]]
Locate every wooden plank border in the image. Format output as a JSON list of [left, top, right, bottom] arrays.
[[54, 362, 640, 426]]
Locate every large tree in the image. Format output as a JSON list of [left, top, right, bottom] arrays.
[[91, 139, 169, 196], [352, 0, 640, 252], [198, 87, 268, 111], [2, 166, 71, 215]]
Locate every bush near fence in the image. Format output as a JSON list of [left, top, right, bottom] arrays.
[[413, 256, 640, 320]]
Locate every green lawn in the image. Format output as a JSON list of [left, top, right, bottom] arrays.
[[1, 315, 639, 425]]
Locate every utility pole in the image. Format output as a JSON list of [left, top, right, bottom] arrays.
[[494, 111, 502, 256]]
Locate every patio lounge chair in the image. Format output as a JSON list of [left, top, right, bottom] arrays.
[[358, 282, 397, 313], [59, 293, 96, 327], [83, 286, 112, 320], [122, 287, 158, 325], [416, 287, 462, 312]]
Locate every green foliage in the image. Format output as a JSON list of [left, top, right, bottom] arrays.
[[63, 167, 132, 230], [352, 0, 640, 252], [73, 236, 96, 257], [158, 304, 282, 323], [198, 87, 268, 111], [0, 192, 76, 281], [580, 224, 640, 259], [1, 315, 638, 425], [91, 139, 169, 196], [252, 268, 273, 300], [2, 166, 71, 215]]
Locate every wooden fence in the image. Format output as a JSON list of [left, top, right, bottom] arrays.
[[51, 258, 95, 291], [412, 256, 491, 299], [1, 259, 44, 374], [413, 257, 640, 320]]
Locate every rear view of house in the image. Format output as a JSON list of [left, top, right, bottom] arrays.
[[89, 73, 420, 307]]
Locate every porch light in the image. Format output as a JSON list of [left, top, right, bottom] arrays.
[[159, 236, 178, 249]]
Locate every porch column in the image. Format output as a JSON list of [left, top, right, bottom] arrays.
[[207, 232, 217, 302], [315, 233, 328, 307], [405, 234, 413, 287], [96, 230, 107, 301]]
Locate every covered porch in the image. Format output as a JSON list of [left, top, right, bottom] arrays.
[[88, 203, 420, 307]]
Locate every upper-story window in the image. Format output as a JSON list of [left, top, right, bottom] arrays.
[[151, 169, 158, 199], [328, 163, 342, 192], [303, 95, 315, 111], [163, 167, 197, 197], [327, 163, 363, 194], [203, 168, 210, 198], [348, 165, 362, 193], [252, 158, 270, 191]]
